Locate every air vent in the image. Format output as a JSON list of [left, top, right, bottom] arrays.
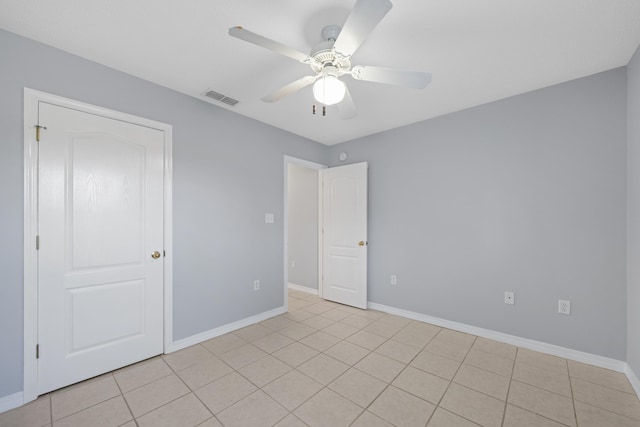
[[203, 89, 239, 107]]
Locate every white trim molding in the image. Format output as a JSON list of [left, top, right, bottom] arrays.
[[626, 365, 640, 397], [23, 88, 174, 404], [167, 306, 287, 353], [0, 392, 24, 414], [288, 283, 319, 296], [368, 302, 628, 373]]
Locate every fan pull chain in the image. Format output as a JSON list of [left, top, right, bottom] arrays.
[[323, 106, 326, 116], [312, 105, 316, 115]]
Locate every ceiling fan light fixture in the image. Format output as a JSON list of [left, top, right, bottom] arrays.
[[313, 75, 346, 105]]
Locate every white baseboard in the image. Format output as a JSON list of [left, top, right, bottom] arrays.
[[288, 283, 318, 296], [368, 302, 627, 373], [166, 306, 287, 353], [0, 392, 24, 414], [626, 365, 640, 397]]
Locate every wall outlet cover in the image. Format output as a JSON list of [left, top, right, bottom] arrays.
[[504, 291, 515, 305], [253, 280, 260, 291], [558, 300, 571, 315], [390, 275, 397, 285]]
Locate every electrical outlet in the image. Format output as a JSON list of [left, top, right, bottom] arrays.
[[504, 291, 515, 305], [265, 213, 274, 224], [253, 280, 260, 291], [558, 300, 571, 315], [390, 275, 397, 285]]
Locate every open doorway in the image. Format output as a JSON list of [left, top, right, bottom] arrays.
[[283, 156, 326, 307]]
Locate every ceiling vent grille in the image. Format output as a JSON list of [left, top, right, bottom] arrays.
[[203, 89, 239, 107]]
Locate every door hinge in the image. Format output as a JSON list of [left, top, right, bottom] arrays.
[[36, 235, 40, 250], [35, 125, 47, 142], [36, 344, 39, 359]]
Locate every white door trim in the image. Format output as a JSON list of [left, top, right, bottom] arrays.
[[23, 88, 173, 404], [283, 156, 327, 308]]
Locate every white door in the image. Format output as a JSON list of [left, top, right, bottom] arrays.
[[321, 162, 368, 309], [37, 102, 165, 394]]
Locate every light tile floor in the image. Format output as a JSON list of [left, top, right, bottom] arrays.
[[2, 290, 640, 426]]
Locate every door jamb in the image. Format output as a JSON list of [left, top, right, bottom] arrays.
[[283, 156, 327, 308], [23, 88, 174, 403]]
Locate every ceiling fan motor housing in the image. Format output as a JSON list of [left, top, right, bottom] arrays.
[[310, 25, 351, 74]]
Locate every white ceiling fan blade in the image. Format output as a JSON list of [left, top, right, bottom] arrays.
[[261, 76, 317, 103], [336, 86, 357, 120], [229, 26, 312, 64], [333, 0, 392, 57], [351, 65, 431, 89]]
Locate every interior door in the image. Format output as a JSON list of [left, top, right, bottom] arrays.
[[37, 102, 165, 394], [321, 162, 368, 309]]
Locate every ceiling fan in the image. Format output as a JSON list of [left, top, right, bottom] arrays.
[[229, 0, 431, 119]]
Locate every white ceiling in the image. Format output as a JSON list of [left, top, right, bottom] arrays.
[[1, 1, 640, 145]]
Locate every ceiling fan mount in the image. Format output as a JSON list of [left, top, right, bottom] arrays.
[[229, 0, 431, 119]]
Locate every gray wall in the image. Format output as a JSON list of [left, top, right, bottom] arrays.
[[329, 69, 628, 359], [0, 29, 327, 398], [628, 44, 640, 375], [287, 164, 319, 290]]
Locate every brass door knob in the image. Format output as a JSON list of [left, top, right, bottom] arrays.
[[151, 251, 161, 259], [358, 241, 365, 246]]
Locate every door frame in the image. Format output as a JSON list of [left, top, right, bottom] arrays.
[[283, 156, 327, 307], [22, 88, 174, 403]]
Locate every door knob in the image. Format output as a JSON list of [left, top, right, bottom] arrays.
[[358, 241, 365, 246], [151, 251, 161, 259]]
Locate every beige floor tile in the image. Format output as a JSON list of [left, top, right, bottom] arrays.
[[302, 303, 334, 315], [453, 364, 510, 401], [377, 313, 411, 327], [375, 339, 421, 364], [299, 331, 341, 352], [392, 323, 440, 349], [263, 370, 323, 411], [324, 341, 370, 366], [238, 355, 292, 387], [302, 315, 336, 330], [217, 390, 288, 427], [196, 417, 223, 427], [436, 329, 476, 348], [136, 393, 212, 427], [440, 383, 505, 427], [294, 388, 363, 427], [333, 304, 366, 315], [114, 357, 173, 393], [571, 377, 640, 420], [512, 361, 571, 397], [284, 310, 315, 322], [0, 394, 51, 427], [261, 315, 297, 332], [279, 323, 317, 341], [123, 374, 189, 418], [351, 411, 393, 426], [503, 404, 570, 427], [411, 350, 462, 380], [322, 321, 360, 339], [507, 381, 576, 426], [201, 333, 246, 355], [319, 308, 352, 322], [329, 368, 387, 407], [346, 330, 387, 351], [162, 345, 214, 372], [272, 342, 319, 367], [298, 353, 349, 385], [369, 386, 435, 427], [289, 301, 315, 312], [471, 337, 516, 360], [233, 323, 273, 342], [568, 360, 635, 394], [217, 343, 267, 370], [355, 352, 405, 383], [194, 372, 257, 414], [575, 401, 640, 427], [342, 314, 375, 329], [393, 366, 450, 404], [53, 396, 131, 427], [176, 356, 233, 390], [363, 320, 405, 338], [120, 422, 137, 427], [274, 413, 308, 427], [516, 348, 567, 375], [427, 407, 481, 427], [52, 376, 121, 421], [252, 333, 294, 354], [463, 349, 514, 377], [424, 339, 470, 362]]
